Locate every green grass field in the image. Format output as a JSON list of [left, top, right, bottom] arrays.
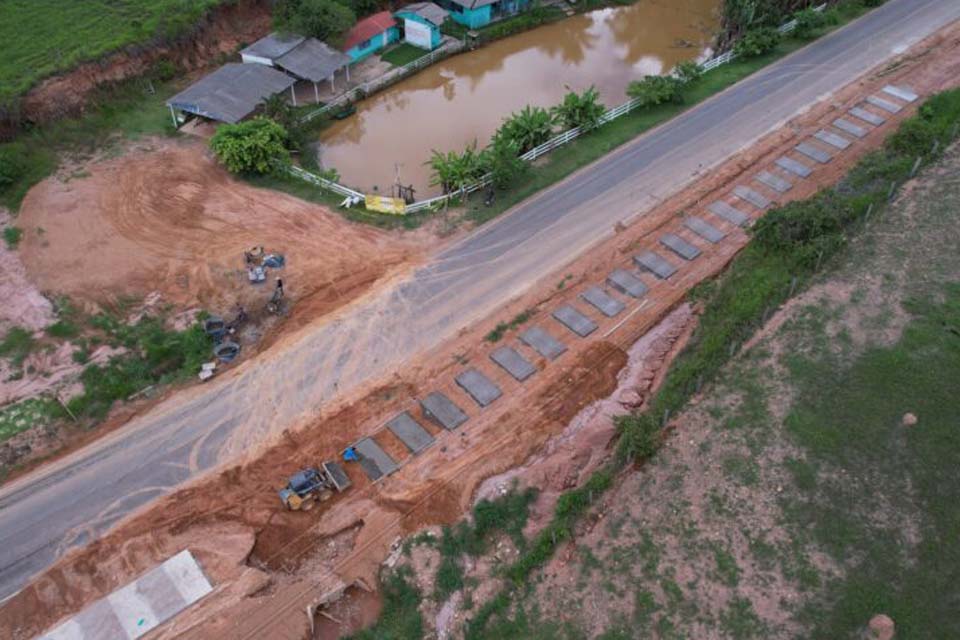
[[380, 43, 430, 68], [0, 0, 224, 105]]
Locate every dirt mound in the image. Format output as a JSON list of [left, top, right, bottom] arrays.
[[16, 139, 423, 322]]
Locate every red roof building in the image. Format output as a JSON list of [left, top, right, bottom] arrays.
[[343, 11, 399, 54]]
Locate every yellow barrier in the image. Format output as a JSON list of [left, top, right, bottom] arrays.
[[364, 195, 406, 215]]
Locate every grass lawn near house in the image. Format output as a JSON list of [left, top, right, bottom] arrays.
[[381, 43, 431, 67]]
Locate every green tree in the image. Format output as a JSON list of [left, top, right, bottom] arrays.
[[427, 142, 486, 194], [210, 118, 290, 175], [492, 105, 553, 154], [734, 26, 781, 58], [276, 0, 356, 43], [791, 7, 827, 39], [0, 143, 26, 190], [482, 137, 527, 190], [673, 60, 702, 85], [551, 86, 606, 132], [626, 75, 685, 107]]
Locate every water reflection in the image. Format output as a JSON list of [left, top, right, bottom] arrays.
[[319, 0, 719, 195]]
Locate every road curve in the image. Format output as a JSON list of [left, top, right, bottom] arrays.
[[1, 0, 957, 601]]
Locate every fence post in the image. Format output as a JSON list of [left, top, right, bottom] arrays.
[[909, 156, 922, 177], [887, 181, 897, 201]]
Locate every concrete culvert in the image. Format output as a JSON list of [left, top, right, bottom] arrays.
[[214, 341, 240, 363], [203, 315, 226, 337]]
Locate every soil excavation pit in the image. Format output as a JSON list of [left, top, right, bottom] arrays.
[[39, 550, 211, 640], [354, 437, 399, 481], [707, 200, 751, 226], [659, 234, 701, 261], [490, 346, 537, 382], [684, 216, 726, 244], [867, 94, 902, 113], [775, 156, 813, 178], [882, 84, 918, 102], [606, 269, 648, 298], [552, 304, 599, 337], [455, 368, 502, 407], [385, 412, 434, 455], [814, 129, 852, 150], [755, 170, 792, 193], [833, 117, 868, 138], [795, 141, 833, 164], [733, 185, 771, 209], [850, 106, 885, 126], [519, 326, 568, 360], [420, 391, 469, 431], [580, 285, 625, 318]]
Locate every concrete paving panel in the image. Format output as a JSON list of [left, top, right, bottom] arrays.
[[580, 285, 625, 317], [163, 550, 213, 605], [552, 304, 598, 337], [849, 106, 885, 126], [137, 565, 187, 624], [456, 368, 503, 407], [386, 412, 434, 454], [519, 326, 568, 360], [832, 118, 867, 138], [607, 269, 648, 298], [659, 234, 701, 261], [733, 185, 770, 209], [490, 346, 537, 381], [795, 142, 832, 164], [74, 601, 127, 640], [775, 156, 813, 178], [707, 200, 751, 226], [684, 216, 726, 243], [634, 251, 679, 279], [109, 581, 160, 639], [866, 95, 901, 113], [814, 129, 851, 150], [882, 84, 917, 102], [755, 170, 791, 193], [355, 437, 399, 480], [420, 392, 468, 431]]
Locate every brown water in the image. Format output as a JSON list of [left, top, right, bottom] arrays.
[[319, 0, 720, 197]]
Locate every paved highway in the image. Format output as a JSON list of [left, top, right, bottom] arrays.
[[1, 0, 957, 602]]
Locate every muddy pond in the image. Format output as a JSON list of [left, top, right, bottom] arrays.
[[319, 0, 720, 197]]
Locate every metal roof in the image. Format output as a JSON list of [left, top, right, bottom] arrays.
[[167, 63, 296, 124], [396, 2, 449, 26], [445, 0, 499, 8], [276, 38, 351, 82], [241, 32, 305, 61]]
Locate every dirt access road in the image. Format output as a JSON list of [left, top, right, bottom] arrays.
[[1, 0, 957, 603]]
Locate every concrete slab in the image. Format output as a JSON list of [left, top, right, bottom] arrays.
[[775, 156, 813, 178], [355, 437, 399, 481], [420, 391, 468, 431], [755, 170, 791, 193], [707, 200, 751, 227], [634, 250, 679, 279], [795, 141, 832, 164], [733, 185, 770, 209], [814, 129, 851, 150], [849, 106, 885, 126], [867, 95, 901, 113], [552, 304, 598, 337], [455, 368, 503, 407], [684, 216, 726, 243], [490, 346, 537, 381], [606, 269, 648, 298], [832, 118, 867, 138], [659, 233, 701, 261], [882, 84, 917, 102], [386, 412, 434, 454], [580, 285, 625, 317], [519, 326, 568, 360], [40, 551, 212, 640]]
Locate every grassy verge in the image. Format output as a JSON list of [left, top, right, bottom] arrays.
[[484, 309, 533, 343], [380, 43, 430, 68], [458, 86, 960, 638]]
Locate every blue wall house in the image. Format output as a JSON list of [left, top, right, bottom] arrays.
[[394, 3, 449, 51], [343, 11, 400, 62], [439, 0, 529, 29]]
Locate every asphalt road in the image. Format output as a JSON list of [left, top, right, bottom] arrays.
[[1, 0, 958, 603]]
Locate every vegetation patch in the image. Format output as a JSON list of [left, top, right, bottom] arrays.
[[484, 309, 533, 343], [381, 43, 429, 68], [0, 397, 64, 444]]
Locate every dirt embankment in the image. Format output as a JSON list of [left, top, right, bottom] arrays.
[[2, 0, 271, 137]]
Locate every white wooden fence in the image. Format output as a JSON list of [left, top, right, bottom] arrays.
[[294, 4, 826, 213]]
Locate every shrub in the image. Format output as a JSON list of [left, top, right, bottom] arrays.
[[3, 226, 22, 249], [482, 137, 527, 190], [551, 86, 605, 132], [0, 326, 34, 368], [627, 75, 686, 107], [0, 143, 26, 190], [493, 105, 553, 154], [275, 0, 356, 44], [734, 27, 781, 58], [792, 8, 828, 39], [674, 60, 703, 84], [210, 118, 290, 175]]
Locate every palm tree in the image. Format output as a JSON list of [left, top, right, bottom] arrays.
[[492, 105, 553, 154], [551, 86, 605, 132]]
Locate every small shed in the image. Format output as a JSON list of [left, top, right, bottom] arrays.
[[395, 2, 448, 51], [241, 32, 352, 102], [343, 12, 400, 62], [166, 63, 297, 127]]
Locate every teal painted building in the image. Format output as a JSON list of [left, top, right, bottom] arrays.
[[394, 2, 449, 51], [343, 11, 400, 62], [440, 0, 529, 29]]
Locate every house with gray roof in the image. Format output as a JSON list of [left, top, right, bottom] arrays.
[[166, 63, 296, 127], [241, 32, 353, 102]]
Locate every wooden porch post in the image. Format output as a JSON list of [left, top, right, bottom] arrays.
[[168, 105, 179, 129], [290, 84, 297, 106], [315, 82, 321, 104]]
